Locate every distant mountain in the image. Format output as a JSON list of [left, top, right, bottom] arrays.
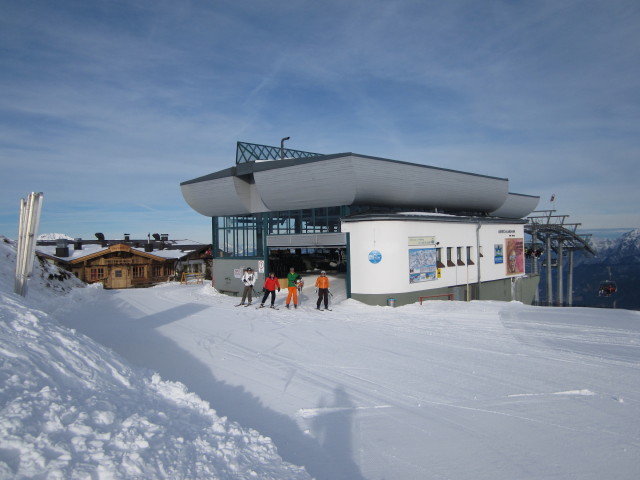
[[538, 229, 640, 310], [37, 233, 75, 241]]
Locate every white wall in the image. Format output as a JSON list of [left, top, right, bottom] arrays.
[[342, 218, 525, 295]]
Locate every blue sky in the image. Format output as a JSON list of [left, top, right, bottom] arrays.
[[1, 0, 639, 243]]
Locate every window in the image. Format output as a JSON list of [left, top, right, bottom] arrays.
[[133, 266, 144, 278], [90, 268, 104, 281], [213, 207, 346, 258], [446, 247, 455, 267], [457, 247, 465, 266], [467, 246, 475, 265], [436, 248, 445, 268], [153, 265, 162, 277]]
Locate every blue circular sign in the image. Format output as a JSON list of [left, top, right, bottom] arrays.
[[368, 250, 382, 264]]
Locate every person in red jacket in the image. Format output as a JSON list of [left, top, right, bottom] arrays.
[[315, 271, 330, 310], [259, 272, 281, 308]]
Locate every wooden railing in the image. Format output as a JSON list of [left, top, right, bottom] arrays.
[[419, 294, 454, 304]]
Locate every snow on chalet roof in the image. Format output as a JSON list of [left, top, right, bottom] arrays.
[[36, 241, 207, 262]]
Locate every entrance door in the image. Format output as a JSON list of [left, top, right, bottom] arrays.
[[110, 268, 129, 289]]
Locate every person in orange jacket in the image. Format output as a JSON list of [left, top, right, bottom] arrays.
[[260, 272, 281, 308], [315, 270, 330, 310]]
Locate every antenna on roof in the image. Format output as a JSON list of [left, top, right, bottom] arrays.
[[280, 136, 290, 161]]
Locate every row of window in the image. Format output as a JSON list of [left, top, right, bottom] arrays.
[[216, 207, 347, 258], [437, 246, 482, 268], [89, 265, 171, 281]]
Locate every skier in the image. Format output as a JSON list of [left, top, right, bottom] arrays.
[[285, 267, 302, 309], [315, 270, 330, 310], [259, 272, 281, 308], [237, 267, 257, 306]]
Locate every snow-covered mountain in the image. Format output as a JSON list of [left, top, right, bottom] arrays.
[[37, 232, 75, 241], [0, 236, 311, 480], [591, 228, 640, 263]]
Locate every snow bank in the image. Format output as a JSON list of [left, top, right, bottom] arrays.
[[0, 237, 311, 479]]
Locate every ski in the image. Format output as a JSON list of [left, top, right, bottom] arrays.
[[235, 303, 245, 307]]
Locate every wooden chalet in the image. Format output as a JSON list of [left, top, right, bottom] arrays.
[[36, 238, 210, 289]]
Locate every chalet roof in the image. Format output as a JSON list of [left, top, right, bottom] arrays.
[[36, 242, 208, 264]]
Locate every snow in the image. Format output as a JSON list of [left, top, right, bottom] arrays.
[[2, 236, 640, 479], [0, 237, 311, 480]]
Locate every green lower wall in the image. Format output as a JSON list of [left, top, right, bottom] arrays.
[[352, 275, 540, 307]]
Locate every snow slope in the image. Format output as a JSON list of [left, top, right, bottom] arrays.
[[3, 235, 640, 479], [0, 237, 311, 479]]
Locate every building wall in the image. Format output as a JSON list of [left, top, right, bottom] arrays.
[[342, 218, 528, 299], [212, 258, 263, 296]]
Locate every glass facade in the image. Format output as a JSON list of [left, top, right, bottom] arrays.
[[214, 206, 347, 258]]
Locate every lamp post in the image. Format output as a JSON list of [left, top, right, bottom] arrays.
[[280, 136, 290, 161]]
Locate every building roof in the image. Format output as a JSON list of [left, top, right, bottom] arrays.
[[36, 242, 208, 263], [181, 151, 539, 219]]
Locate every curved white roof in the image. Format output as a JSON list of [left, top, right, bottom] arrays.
[[181, 153, 538, 218]]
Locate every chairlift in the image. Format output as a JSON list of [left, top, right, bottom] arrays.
[[598, 280, 617, 297]]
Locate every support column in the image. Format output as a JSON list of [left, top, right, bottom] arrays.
[[556, 242, 564, 306], [546, 235, 553, 306], [567, 249, 574, 307]]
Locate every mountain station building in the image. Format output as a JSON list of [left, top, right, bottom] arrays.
[[180, 142, 541, 306]]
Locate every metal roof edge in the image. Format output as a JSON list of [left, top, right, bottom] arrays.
[[180, 166, 237, 186], [341, 213, 527, 224], [180, 152, 510, 186]]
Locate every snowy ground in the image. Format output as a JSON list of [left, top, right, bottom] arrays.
[[3, 237, 640, 479], [1, 237, 311, 480]]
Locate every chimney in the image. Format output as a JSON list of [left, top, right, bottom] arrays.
[[152, 233, 161, 241], [161, 233, 169, 241], [73, 238, 82, 250], [95, 232, 107, 247], [124, 233, 130, 242], [144, 243, 154, 252], [55, 239, 70, 257]]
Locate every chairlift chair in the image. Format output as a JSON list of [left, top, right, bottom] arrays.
[[598, 280, 617, 297]]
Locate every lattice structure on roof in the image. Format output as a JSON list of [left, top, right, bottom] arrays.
[[236, 141, 322, 164]]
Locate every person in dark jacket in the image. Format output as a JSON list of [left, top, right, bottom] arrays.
[[260, 272, 281, 308]]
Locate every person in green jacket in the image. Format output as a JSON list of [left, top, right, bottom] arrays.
[[286, 267, 302, 308]]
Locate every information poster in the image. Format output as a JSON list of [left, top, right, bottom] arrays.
[[505, 238, 525, 275], [409, 248, 437, 283], [494, 244, 504, 264]]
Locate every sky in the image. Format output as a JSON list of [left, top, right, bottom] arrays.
[[3, 236, 639, 479], [1, 0, 639, 243]]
